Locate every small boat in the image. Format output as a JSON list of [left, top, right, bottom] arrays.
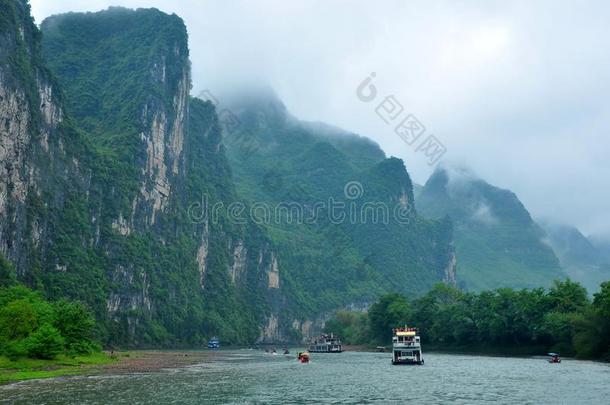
[[308, 333, 343, 353], [548, 353, 561, 363], [376, 346, 387, 352], [297, 351, 310, 363], [207, 337, 220, 349], [391, 326, 424, 365]]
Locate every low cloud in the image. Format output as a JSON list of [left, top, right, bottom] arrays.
[[471, 202, 498, 226]]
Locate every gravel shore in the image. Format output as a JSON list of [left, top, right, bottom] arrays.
[[99, 350, 214, 374]]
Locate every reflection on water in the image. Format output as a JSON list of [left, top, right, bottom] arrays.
[[1, 351, 609, 404]]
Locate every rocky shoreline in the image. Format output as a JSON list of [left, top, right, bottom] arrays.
[[0, 351, 218, 385], [98, 351, 214, 374]]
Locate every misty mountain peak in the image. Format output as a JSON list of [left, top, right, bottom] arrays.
[[417, 164, 562, 290], [216, 85, 286, 115]]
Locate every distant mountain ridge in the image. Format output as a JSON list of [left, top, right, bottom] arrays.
[[219, 88, 457, 327], [416, 166, 565, 290], [539, 221, 610, 292]]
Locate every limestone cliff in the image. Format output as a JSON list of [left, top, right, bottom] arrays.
[[0, 3, 458, 346]]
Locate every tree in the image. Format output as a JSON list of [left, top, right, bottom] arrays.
[[548, 279, 588, 313], [368, 293, 411, 343], [53, 300, 98, 354], [0, 285, 102, 359], [573, 281, 610, 359], [23, 324, 65, 359], [542, 311, 575, 353], [324, 311, 368, 345], [0, 299, 37, 341]]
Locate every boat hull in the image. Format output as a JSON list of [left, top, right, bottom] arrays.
[[392, 359, 424, 365]]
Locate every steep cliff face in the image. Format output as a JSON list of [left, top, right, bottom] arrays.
[[41, 7, 191, 230], [0, 3, 457, 345], [220, 89, 457, 333], [0, 4, 282, 346], [0, 0, 86, 279]]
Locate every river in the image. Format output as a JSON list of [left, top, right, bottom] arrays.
[[1, 351, 609, 404]]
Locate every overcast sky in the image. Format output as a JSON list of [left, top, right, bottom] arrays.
[[30, 0, 610, 237]]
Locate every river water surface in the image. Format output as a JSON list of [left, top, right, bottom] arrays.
[[2, 351, 609, 404]]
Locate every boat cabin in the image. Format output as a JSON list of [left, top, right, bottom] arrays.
[[207, 337, 220, 349], [308, 333, 343, 353], [392, 327, 424, 365]]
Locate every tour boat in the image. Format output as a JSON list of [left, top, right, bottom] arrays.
[[308, 333, 343, 353], [391, 327, 424, 365], [548, 353, 561, 363], [207, 337, 220, 349]]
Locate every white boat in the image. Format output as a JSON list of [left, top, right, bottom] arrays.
[[308, 333, 343, 353], [391, 327, 424, 365]]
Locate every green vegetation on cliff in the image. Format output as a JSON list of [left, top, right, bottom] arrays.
[[417, 167, 564, 290], [540, 221, 610, 293], [15, 6, 276, 346], [35, 5, 458, 345], [221, 91, 456, 321], [37, 5, 298, 345]]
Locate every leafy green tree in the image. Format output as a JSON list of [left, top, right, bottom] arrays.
[[0, 300, 37, 341], [324, 311, 368, 344], [593, 281, 610, 317], [23, 324, 65, 359], [412, 283, 472, 344], [548, 279, 588, 313], [0, 285, 102, 359], [53, 300, 98, 354], [542, 311, 575, 353], [573, 281, 610, 359], [368, 293, 411, 343], [324, 280, 610, 359]]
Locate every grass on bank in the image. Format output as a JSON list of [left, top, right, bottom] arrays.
[[0, 352, 119, 384]]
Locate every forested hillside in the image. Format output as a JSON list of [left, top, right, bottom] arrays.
[[417, 166, 565, 290], [0, 2, 457, 346], [220, 89, 457, 321], [540, 221, 610, 293]]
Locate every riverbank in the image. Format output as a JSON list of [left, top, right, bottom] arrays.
[[0, 352, 116, 385], [0, 350, 213, 385]]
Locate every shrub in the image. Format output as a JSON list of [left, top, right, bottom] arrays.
[[53, 300, 97, 355], [23, 324, 65, 359]]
